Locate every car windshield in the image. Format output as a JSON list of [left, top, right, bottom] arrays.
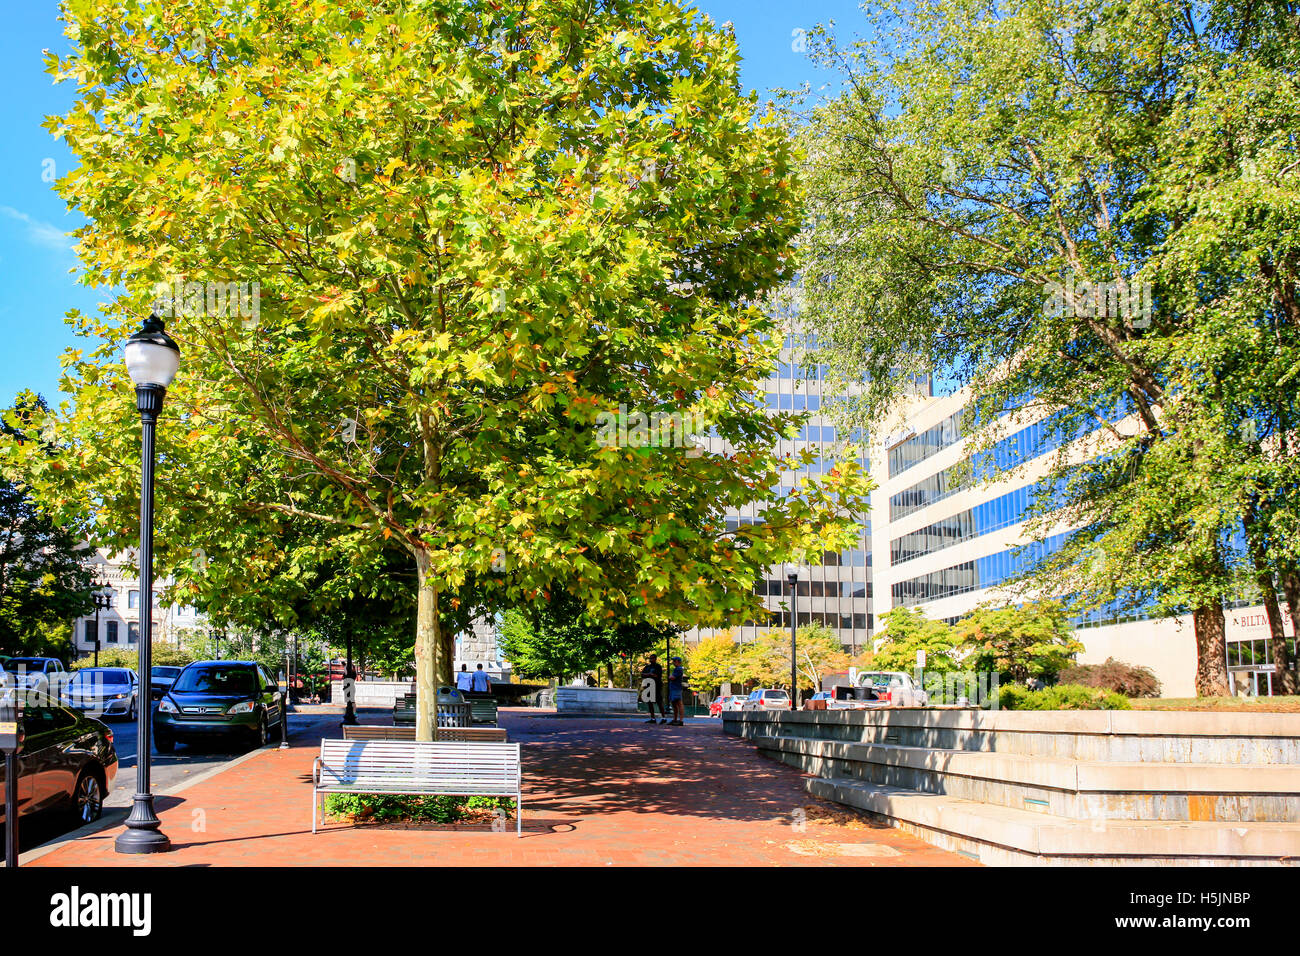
[[764, 690, 788, 699], [72, 669, 133, 687], [5, 658, 48, 671], [172, 666, 257, 696], [151, 667, 182, 679], [862, 673, 901, 685]]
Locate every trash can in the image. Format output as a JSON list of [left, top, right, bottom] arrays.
[[435, 685, 471, 728]]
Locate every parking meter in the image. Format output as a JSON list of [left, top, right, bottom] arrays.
[[0, 693, 20, 751], [1, 680, 23, 868]]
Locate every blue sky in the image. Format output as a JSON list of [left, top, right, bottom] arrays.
[[0, 1, 862, 405]]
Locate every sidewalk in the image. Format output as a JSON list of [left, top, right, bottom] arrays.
[[29, 710, 973, 867]]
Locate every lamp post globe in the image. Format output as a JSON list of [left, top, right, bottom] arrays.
[[115, 314, 178, 855]]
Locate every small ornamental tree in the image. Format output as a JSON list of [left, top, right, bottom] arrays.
[[734, 624, 848, 691], [872, 607, 960, 675], [7, 0, 871, 739], [683, 633, 739, 695], [954, 601, 1084, 684], [497, 591, 674, 681]]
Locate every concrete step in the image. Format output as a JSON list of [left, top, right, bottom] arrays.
[[759, 735, 1300, 822], [728, 709, 1300, 764], [807, 777, 1300, 865]]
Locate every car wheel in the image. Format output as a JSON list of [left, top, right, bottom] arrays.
[[126, 699, 137, 722], [155, 732, 175, 753], [253, 715, 268, 749], [72, 769, 104, 825]]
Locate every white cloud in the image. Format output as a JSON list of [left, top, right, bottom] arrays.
[[0, 206, 71, 252]]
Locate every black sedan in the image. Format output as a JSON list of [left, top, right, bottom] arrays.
[[0, 700, 118, 830], [149, 665, 183, 701]]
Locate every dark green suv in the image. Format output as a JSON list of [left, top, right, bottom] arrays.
[[153, 661, 285, 752]]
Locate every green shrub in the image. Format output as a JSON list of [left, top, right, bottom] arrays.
[[993, 683, 1131, 711], [70, 643, 195, 671], [1057, 657, 1161, 698], [324, 793, 515, 824]]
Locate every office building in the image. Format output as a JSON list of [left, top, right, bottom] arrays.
[[869, 388, 1295, 697]]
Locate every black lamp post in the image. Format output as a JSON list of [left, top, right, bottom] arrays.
[[92, 583, 112, 668], [343, 631, 357, 725], [115, 314, 178, 856], [787, 565, 800, 711]]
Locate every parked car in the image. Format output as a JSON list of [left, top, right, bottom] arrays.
[[855, 671, 930, 707], [2, 657, 68, 697], [741, 688, 791, 711], [149, 665, 183, 701], [62, 668, 139, 721], [0, 699, 117, 830], [153, 660, 286, 752], [707, 695, 748, 716]]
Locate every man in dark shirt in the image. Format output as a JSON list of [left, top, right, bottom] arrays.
[[640, 654, 667, 724]]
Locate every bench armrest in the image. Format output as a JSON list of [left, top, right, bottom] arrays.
[[312, 755, 323, 787]]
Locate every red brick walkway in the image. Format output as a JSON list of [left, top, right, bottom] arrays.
[[31, 710, 972, 867]]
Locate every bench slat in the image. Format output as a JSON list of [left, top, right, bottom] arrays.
[[313, 738, 523, 836]]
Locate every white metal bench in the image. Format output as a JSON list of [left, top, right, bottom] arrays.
[[311, 739, 523, 836]]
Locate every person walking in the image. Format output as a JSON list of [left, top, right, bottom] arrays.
[[640, 654, 668, 724], [455, 663, 473, 692], [668, 656, 686, 725], [471, 663, 492, 694]]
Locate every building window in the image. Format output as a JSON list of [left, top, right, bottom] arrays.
[[107, 621, 119, 644], [888, 411, 964, 478], [891, 534, 1067, 607], [128, 590, 140, 609], [84, 619, 96, 645], [128, 622, 140, 644]]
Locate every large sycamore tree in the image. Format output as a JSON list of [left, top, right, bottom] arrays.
[[6, 0, 870, 737], [797, 0, 1300, 695]]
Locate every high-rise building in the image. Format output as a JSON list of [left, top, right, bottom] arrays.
[[686, 334, 875, 654], [869, 388, 1296, 697]]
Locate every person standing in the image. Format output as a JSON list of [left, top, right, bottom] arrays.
[[471, 663, 492, 694], [455, 663, 473, 693], [640, 654, 667, 724], [668, 656, 686, 725]]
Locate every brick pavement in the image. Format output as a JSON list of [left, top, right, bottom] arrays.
[[30, 710, 974, 867]]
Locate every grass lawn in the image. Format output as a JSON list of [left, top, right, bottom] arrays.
[[1132, 696, 1300, 713]]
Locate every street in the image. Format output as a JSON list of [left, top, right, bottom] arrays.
[[8, 705, 343, 855], [101, 706, 261, 809]]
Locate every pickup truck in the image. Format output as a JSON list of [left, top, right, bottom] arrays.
[[855, 670, 929, 707]]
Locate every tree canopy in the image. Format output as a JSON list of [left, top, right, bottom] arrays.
[[0, 398, 94, 659], [796, 0, 1300, 694], [4, 0, 871, 736]]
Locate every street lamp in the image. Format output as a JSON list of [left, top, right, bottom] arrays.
[[343, 632, 357, 726], [786, 564, 801, 711], [92, 580, 112, 668], [115, 314, 179, 856]]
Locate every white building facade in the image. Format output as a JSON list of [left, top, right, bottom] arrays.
[[70, 549, 205, 660], [869, 390, 1295, 698]]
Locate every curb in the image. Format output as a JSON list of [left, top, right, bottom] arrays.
[[12, 712, 337, 867]]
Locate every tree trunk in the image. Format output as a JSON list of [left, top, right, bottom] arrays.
[[414, 550, 439, 742], [438, 620, 454, 688], [1192, 603, 1231, 697]]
